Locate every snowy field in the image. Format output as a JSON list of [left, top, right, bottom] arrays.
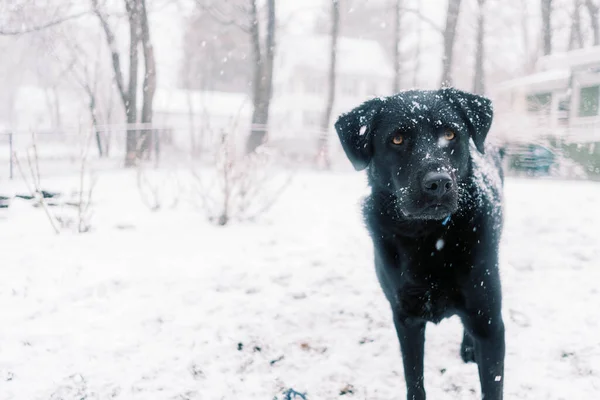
[[1, 170, 599, 399]]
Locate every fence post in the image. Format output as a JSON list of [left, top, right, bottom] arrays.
[[9, 132, 13, 180]]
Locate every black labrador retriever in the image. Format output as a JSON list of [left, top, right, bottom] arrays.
[[335, 88, 505, 400]]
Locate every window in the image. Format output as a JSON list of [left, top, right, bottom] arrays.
[[341, 78, 358, 97], [526, 92, 552, 114], [578, 86, 599, 117]]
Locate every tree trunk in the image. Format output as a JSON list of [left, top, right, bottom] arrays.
[[413, 0, 422, 87], [473, 0, 485, 95], [85, 86, 104, 157], [585, 0, 599, 46], [520, 0, 535, 73], [317, 0, 339, 169], [246, 0, 276, 154], [393, 0, 402, 93], [541, 0, 553, 55], [440, 0, 461, 87], [125, 0, 140, 166], [568, 0, 584, 50], [139, 0, 157, 160]]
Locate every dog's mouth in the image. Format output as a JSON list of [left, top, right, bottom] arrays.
[[400, 200, 458, 221], [424, 204, 451, 213], [416, 203, 453, 220]]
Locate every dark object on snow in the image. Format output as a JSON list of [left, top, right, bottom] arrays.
[[41, 190, 61, 199], [269, 355, 284, 365], [335, 88, 505, 400], [15, 190, 62, 200], [0, 196, 10, 208], [339, 384, 355, 395]]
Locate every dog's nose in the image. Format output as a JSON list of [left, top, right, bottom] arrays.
[[422, 172, 453, 197]]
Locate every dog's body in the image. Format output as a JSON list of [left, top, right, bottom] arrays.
[[335, 89, 505, 400]]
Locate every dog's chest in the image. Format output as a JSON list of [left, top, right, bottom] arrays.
[[393, 240, 468, 323], [396, 279, 463, 323]]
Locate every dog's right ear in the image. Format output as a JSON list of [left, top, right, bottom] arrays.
[[334, 97, 384, 171]]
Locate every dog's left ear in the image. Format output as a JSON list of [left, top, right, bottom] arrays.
[[442, 88, 493, 154]]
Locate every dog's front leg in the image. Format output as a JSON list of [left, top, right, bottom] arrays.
[[463, 313, 505, 400], [462, 266, 505, 400], [393, 312, 426, 400]]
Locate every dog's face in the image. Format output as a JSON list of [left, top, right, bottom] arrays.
[[335, 88, 493, 220]]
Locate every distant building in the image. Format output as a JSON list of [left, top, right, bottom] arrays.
[[152, 88, 251, 152], [269, 34, 394, 158], [494, 47, 600, 144], [11, 85, 88, 133], [155, 35, 394, 159]]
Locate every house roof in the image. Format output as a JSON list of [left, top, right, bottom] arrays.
[[538, 46, 600, 71], [495, 47, 600, 94], [275, 34, 394, 81], [495, 69, 571, 92], [153, 88, 252, 117]]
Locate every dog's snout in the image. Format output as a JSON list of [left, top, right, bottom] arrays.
[[422, 172, 453, 197]]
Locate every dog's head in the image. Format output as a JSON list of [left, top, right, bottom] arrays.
[[335, 88, 493, 220]]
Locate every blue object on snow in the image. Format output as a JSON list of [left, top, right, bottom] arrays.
[[284, 388, 307, 400], [442, 215, 451, 226]]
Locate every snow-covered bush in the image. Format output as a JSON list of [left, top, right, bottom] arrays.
[[191, 132, 293, 225]]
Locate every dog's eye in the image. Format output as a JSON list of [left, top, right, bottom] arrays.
[[444, 130, 456, 140], [392, 134, 404, 145]]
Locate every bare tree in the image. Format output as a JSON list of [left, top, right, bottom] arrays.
[[192, 0, 276, 153], [473, 0, 486, 94], [316, 0, 340, 169], [441, 0, 461, 87], [413, 1, 423, 87], [92, 0, 139, 165], [568, 0, 584, 50], [68, 47, 106, 157], [520, 0, 532, 70], [246, 0, 276, 154], [139, 0, 157, 158], [585, 0, 600, 45], [0, 9, 91, 36], [124, 0, 140, 165], [92, 0, 155, 166], [183, 3, 252, 93], [393, 0, 403, 93], [542, 0, 553, 55]]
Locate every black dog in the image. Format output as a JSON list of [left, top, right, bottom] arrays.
[[335, 88, 505, 400]]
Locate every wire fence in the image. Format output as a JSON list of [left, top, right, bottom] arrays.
[[0, 123, 340, 180]]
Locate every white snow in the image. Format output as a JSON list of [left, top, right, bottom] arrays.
[[1, 171, 599, 399]]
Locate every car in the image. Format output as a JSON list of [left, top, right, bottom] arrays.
[[508, 143, 556, 175]]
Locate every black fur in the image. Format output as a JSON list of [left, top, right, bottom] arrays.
[[335, 88, 505, 400]]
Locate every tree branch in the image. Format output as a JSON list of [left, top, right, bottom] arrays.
[[249, 0, 262, 108], [196, 0, 251, 33], [0, 9, 91, 36], [400, 7, 443, 33], [91, 0, 128, 108]]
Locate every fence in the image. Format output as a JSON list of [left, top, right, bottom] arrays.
[[0, 123, 340, 180]]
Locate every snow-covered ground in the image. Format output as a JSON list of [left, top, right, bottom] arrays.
[[1, 170, 599, 399]]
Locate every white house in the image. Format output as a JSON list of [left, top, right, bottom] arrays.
[[269, 34, 394, 158], [152, 88, 252, 152], [493, 47, 600, 144]]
